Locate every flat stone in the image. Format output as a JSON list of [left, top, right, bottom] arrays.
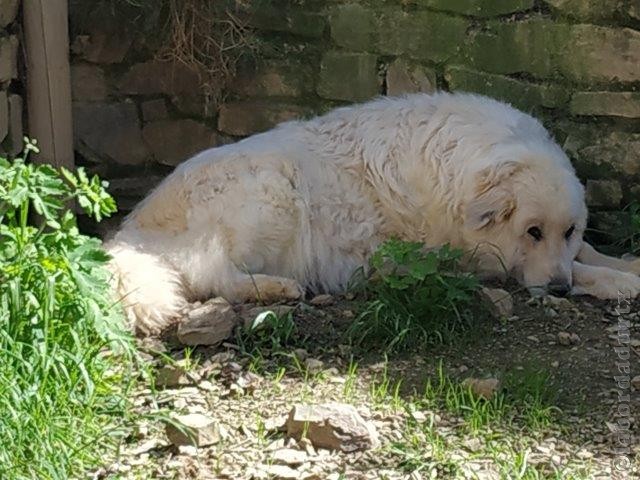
[[0, 0, 19, 28], [309, 294, 334, 306], [142, 119, 217, 166], [570, 92, 640, 119], [445, 65, 569, 110], [317, 51, 379, 102], [465, 20, 640, 83], [177, 297, 238, 347], [71, 64, 108, 101], [156, 360, 192, 388], [232, 60, 313, 98], [386, 59, 436, 96], [379, 11, 468, 63], [141, 99, 169, 122], [329, 4, 377, 51], [249, 5, 325, 38], [286, 403, 379, 452], [119, 61, 201, 96], [585, 179, 623, 208], [0, 36, 18, 84], [545, 0, 627, 21], [271, 448, 307, 466], [218, 101, 308, 136], [481, 287, 513, 318], [73, 102, 150, 165], [421, 0, 534, 17], [165, 413, 220, 447], [563, 128, 640, 177]]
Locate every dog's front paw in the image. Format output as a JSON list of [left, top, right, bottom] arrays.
[[572, 269, 640, 300]]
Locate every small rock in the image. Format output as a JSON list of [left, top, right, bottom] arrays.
[[260, 464, 300, 479], [481, 287, 513, 317], [177, 445, 198, 456], [177, 298, 238, 346], [576, 449, 593, 460], [165, 413, 220, 447], [631, 375, 640, 391], [272, 448, 307, 465], [155, 360, 193, 388], [463, 378, 500, 400], [285, 403, 379, 452], [551, 361, 560, 368], [557, 332, 579, 346], [309, 294, 334, 306], [462, 437, 482, 452], [304, 358, 324, 373], [544, 295, 572, 310], [293, 348, 309, 361]]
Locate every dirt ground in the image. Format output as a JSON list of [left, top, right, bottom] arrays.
[[95, 286, 640, 480]]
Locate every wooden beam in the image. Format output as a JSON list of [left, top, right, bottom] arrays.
[[23, 0, 74, 168]]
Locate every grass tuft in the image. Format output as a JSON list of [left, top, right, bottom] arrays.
[[0, 140, 138, 479], [347, 239, 489, 352]]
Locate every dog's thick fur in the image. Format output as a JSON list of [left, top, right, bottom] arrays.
[[107, 92, 640, 335]]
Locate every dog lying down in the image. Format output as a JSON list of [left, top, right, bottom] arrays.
[[107, 92, 640, 336]]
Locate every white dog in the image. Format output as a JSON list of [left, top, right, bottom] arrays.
[[107, 92, 640, 335]]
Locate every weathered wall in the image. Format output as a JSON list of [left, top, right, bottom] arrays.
[[68, 0, 640, 235], [0, 0, 23, 157]]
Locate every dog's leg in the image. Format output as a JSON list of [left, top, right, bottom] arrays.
[[572, 261, 640, 299], [577, 242, 640, 274], [224, 274, 304, 304]]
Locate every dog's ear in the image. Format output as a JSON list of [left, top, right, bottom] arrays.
[[464, 161, 523, 230]]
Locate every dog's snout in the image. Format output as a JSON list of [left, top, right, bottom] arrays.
[[547, 278, 571, 297]]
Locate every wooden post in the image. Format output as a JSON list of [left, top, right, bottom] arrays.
[[23, 0, 74, 168]]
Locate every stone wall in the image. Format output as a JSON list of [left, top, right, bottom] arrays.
[[68, 0, 640, 237], [0, 0, 22, 157]]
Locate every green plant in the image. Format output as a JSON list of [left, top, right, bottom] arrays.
[[0, 140, 136, 479], [237, 310, 297, 356], [347, 239, 486, 352]]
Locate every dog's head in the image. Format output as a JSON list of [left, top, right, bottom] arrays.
[[462, 148, 587, 296]]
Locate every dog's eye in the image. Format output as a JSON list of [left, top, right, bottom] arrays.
[[564, 225, 575, 240], [527, 226, 543, 241]]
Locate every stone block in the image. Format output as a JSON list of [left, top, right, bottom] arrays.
[[0, 0, 19, 28], [218, 101, 308, 136], [563, 127, 640, 178], [544, 0, 626, 21], [445, 66, 569, 110], [420, 0, 534, 17], [71, 64, 108, 101], [250, 5, 325, 38], [570, 92, 640, 119], [329, 4, 377, 51], [70, 26, 133, 64], [119, 61, 201, 96], [0, 35, 18, 84], [465, 20, 640, 83], [386, 59, 436, 96], [141, 99, 169, 122], [171, 95, 217, 119], [142, 119, 218, 167], [73, 102, 150, 165], [378, 10, 468, 63], [317, 51, 379, 102], [586, 179, 623, 208], [232, 60, 314, 98]]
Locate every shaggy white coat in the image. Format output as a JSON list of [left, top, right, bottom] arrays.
[[107, 92, 640, 335]]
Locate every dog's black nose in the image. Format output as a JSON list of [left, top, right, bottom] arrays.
[[548, 280, 571, 297]]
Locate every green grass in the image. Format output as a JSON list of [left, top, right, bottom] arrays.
[[0, 141, 139, 479], [346, 239, 489, 352]]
